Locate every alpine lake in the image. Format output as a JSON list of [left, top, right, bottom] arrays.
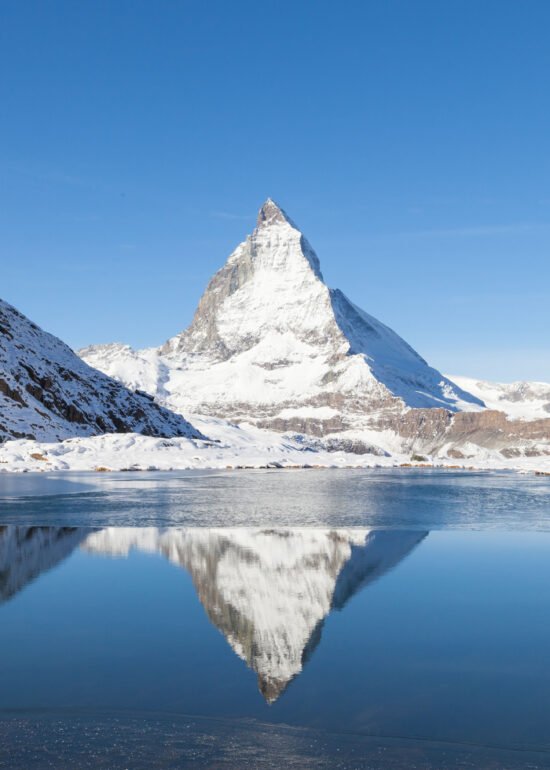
[[0, 468, 549, 769]]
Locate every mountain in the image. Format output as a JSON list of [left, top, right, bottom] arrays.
[[0, 298, 203, 442], [83, 527, 427, 702], [81, 200, 480, 430], [80, 200, 550, 463]]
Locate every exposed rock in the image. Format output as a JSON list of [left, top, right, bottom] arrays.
[[377, 407, 550, 457]]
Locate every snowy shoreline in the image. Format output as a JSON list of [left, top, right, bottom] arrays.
[[0, 429, 548, 476]]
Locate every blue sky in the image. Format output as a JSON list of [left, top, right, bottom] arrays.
[[1, 0, 549, 381]]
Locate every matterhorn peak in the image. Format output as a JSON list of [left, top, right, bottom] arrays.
[[251, 198, 323, 280], [82, 199, 485, 442], [256, 197, 296, 230]]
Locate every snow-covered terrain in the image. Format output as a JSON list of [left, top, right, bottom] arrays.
[[0, 417, 392, 472], [83, 527, 426, 701], [1, 417, 549, 473], [0, 298, 201, 442], [2, 199, 549, 472], [448, 375, 550, 422]]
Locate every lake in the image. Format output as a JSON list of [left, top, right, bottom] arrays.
[[0, 470, 549, 768]]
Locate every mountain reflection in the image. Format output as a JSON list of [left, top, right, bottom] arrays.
[[0, 526, 427, 702], [0, 526, 90, 603]]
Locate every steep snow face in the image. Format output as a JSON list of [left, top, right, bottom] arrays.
[[0, 299, 202, 442], [81, 199, 482, 436], [448, 375, 550, 422], [83, 527, 427, 702]]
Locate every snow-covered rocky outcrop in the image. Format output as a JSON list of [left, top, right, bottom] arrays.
[[83, 527, 427, 701], [0, 298, 203, 442]]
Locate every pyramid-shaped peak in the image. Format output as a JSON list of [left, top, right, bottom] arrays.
[[256, 198, 297, 230]]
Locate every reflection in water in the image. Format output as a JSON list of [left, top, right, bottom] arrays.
[[0, 526, 89, 603], [0, 526, 426, 702]]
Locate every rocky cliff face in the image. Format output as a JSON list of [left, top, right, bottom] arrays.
[[83, 527, 427, 702], [370, 405, 550, 459], [0, 299, 203, 442]]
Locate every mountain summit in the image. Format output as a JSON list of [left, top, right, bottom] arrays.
[[256, 197, 296, 229]]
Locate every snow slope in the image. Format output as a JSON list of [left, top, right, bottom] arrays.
[[81, 199, 483, 438], [0, 416, 394, 472], [1, 418, 549, 473], [0, 298, 202, 442], [448, 375, 550, 422]]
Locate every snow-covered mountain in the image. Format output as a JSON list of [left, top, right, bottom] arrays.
[[83, 527, 427, 701], [0, 298, 202, 442], [81, 199, 482, 436], [448, 375, 550, 422], [79, 199, 550, 464]]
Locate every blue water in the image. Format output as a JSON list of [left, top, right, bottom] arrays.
[[0, 470, 549, 768]]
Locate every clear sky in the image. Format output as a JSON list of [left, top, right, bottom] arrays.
[[1, 0, 549, 382]]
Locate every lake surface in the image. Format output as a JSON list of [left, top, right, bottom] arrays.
[[0, 470, 549, 768], [0, 467, 549, 529]]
